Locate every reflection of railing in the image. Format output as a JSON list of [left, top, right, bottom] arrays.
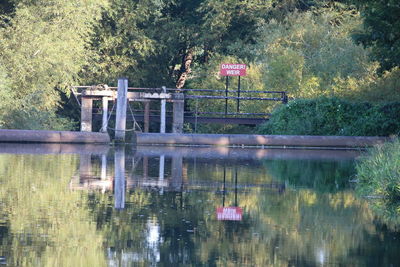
[[69, 146, 362, 209]]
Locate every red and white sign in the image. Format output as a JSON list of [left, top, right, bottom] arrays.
[[216, 207, 243, 221], [220, 63, 247, 76]]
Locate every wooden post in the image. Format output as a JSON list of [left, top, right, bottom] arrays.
[[160, 86, 166, 133], [172, 93, 184, 133], [144, 101, 150, 133], [115, 78, 128, 142], [114, 146, 125, 209], [81, 97, 93, 132], [101, 97, 108, 133]]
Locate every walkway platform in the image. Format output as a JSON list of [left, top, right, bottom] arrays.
[[134, 133, 391, 148], [0, 129, 110, 144]]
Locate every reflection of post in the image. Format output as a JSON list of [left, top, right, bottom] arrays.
[[159, 155, 165, 194], [79, 154, 92, 181], [222, 165, 226, 207], [143, 156, 148, 179], [159, 155, 165, 181], [171, 155, 183, 191], [234, 168, 238, 206], [101, 154, 107, 180], [114, 146, 125, 209]]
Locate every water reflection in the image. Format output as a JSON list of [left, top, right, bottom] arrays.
[[2, 145, 400, 266], [71, 146, 294, 202]]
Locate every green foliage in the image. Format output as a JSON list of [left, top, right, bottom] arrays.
[[353, 0, 400, 71], [257, 97, 400, 136], [0, 63, 14, 127], [252, 9, 375, 98], [2, 107, 76, 130], [87, 0, 163, 86], [0, 0, 398, 132], [0, 0, 107, 129]]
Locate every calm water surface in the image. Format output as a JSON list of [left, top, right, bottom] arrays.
[[0, 144, 399, 266]]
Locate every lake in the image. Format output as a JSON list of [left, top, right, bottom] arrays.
[[0, 144, 399, 266]]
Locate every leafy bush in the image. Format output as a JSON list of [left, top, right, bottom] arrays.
[[2, 107, 76, 131], [257, 97, 400, 136]]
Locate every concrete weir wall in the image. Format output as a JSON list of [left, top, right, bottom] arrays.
[[0, 129, 110, 144], [135, 133, 390, 148]]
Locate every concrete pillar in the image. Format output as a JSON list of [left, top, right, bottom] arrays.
[[144, 101, 150, 133], [115, 78, 128, 142], [101, 97, 108, 133], [114, 146, 125, 209], [172, 93, 184, 133], [160, 86, 166, 133], [81, 97, 93, 132]]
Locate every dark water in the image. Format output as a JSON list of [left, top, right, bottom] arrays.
[[0, 144, 399, 266]]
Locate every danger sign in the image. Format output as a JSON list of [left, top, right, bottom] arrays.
[[220, 63, 247, 76], [216, 207, 243, 221]]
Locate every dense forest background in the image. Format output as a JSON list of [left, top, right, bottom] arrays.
[[0, 0, 399, 134]]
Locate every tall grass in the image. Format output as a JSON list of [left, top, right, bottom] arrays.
[[356, 139, 400, 200], [355, 139, 400, 229]]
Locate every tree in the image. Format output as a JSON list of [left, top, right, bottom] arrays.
[[353, 0, 400, 71], [0, 0, 107, 129], [252, 8, 373, 98], [89, 0, 275, 88]]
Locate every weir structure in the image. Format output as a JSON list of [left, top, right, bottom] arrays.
[[71, 80, 391, 148], [74, 78, 186, 142], [72, 78, 287, 142]]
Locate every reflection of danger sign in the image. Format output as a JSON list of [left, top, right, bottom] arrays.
[[216, 207, 243, 221], [220, 63, 247, 76]]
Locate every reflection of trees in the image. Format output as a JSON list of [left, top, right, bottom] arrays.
[[3, 152, 398, 265], [0, 154, 106, 266], [87, 156, 400, 266], [263, 159, 357, 191]]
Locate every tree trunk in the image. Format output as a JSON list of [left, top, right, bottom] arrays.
[[175, 49, 193, 89]]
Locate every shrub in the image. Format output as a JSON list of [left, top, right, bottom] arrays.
[[356, 139, 400, 200], [257, 97, 400, 136], [355, 139, 400, 229]]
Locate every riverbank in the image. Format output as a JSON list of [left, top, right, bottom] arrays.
[[134, 133, 391, 148], [0, 129, 110, 144]]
